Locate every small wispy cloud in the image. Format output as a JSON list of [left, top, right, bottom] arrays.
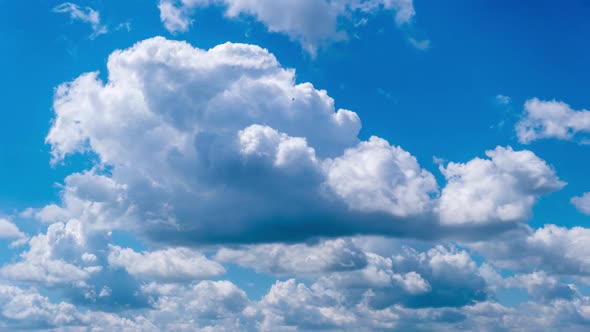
[[52, 2, 108, 39], [408, 37, 431, 50], [495, 94, 511, 105]]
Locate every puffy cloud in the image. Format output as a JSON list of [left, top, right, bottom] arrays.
[[216, 238, 367, 275], [505, 271, 578, 302], [438, 146, 565, 225], [317, 244, 488, 310], [0, 217, 150, 310], [141, 280, 250, 330], [470, 224, 590, 277], [44, 37, 564, 246], [0, 284, 82, 330], [219, 237, 488, 310], [108, 245, 225, 282], [0, 284, 158, 331], [324, 136, 438, 218], [572, 192, 590, 215], [0, 220, 97, 284], [516, 98, 590, 143], [255, 279, 361, 330], [157, 0, 415, 53], [52, 2, 108, 38], [0, 218, 26, 239]]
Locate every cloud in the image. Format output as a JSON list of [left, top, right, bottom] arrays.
[[408, 37, 431, 50], [44, 37, 564, 246], [495, 94, 511, 105], [218, 237, 488, 310], [438, 146, 565, 225], [216, 238, 368, 275], [157, 0, 416, 54], [108, 245, 225, 282], [52, 2, 108, 39], [324, 136, 438, 217], [470, 224, 590, 277], [572, 192, 590, 215], [0, 284, 82, 330], [0, 218, 26, 239], [141, 280, 250, 330], [505, 271, 578, 302], [516, 98, 590, 144], [0, 220, 97, 284]]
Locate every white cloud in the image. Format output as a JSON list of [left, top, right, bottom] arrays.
[[408, 37, 431, 50], [438, 146, 565, 225], [52, 2, 108, 39], [44, 37, 564, 245], [505, 271, 578, 302], [108, 245, 225, 282], [324, 136, 438, 218], [495, 94, 511, 105], [157, 0, 415, 54], [0, 284, 82, 329], [216, 238, 367, 275], [516, 98, 590, 143], [0, 220, 97, 284], [572, 192, 590, 215], [0, 218, 26, 239], [141, 280, 250, 330], [219, 237, 487, 310], [470, 224, 590, 277]]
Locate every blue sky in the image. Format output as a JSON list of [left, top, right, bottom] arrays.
[[0, 0, 590, 330]]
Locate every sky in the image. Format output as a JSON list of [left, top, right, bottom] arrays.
[[0, 0, 590, 330]]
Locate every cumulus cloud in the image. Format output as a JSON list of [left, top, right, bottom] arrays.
[[157, 0, 415, 54], [141, 280, 250, 330], [218, 237, 488, 310], [0, 284, 82, 330], [0, 218, 26, 239], [470, 224, 590, 277], [516, 98, 590, 143], [216, 238, 367, 275], [572, 192, 590, 215], [44, 37, 564, 246], [52, 2, 108, 38], [325, 136, 438, 218], [438, 146, 565, 225], [0, 220, 97, 284], [1, 277, 590, 331], [108, 246, 225, 282], [505, 271, 578, 302]]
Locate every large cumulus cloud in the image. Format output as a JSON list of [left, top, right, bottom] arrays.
[[45, 37, 564, 246]]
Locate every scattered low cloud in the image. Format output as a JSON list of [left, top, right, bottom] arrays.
[[516, 98, 590, 144], [572, 192, 590, 215]]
